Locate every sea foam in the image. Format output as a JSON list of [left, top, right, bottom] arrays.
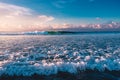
[[0, 34, 120, 76]]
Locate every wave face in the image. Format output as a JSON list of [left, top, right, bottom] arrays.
[[23, 31, 120, 35], [0, 31, 120, 35], [0, 34, 120, 77]]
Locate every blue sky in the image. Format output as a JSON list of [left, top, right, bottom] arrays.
[[1, 0, 120, 18], [0, 0, 120, 31]]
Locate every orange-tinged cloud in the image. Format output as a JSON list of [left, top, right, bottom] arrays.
[[0, 2, 54, 32]]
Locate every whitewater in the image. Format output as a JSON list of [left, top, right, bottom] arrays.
[[0, 33, 120, 79]]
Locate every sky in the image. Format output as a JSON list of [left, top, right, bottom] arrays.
[[0, 0, 120, 32]]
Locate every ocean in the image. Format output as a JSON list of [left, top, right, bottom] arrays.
[[0, 33, 120, 80]]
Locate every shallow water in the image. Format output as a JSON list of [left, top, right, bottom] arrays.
[[0, 34, 120, 79]]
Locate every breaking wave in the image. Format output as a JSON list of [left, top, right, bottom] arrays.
[[23, 31, 120, 35], [1, 31, 120, 35]]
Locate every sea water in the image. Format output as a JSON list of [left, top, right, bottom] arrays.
[[0, 33, 120, 79]]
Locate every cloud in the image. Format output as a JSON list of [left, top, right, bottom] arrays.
[[38, 15, 54, 22], [51, 23, 80, 29], [52, 0, 76, 8], [96, 17, 102, 20], [0, 2, 54, 32], [0, 2, 32, 17]]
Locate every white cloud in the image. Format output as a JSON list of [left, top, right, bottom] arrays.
[[38, 15, 54, 22], [52, 0, 76, 8], [0, 2, 54, 32], [52, 23, 80, 29], [96, 17, 102, 20], [0, 2, 32, 16]]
